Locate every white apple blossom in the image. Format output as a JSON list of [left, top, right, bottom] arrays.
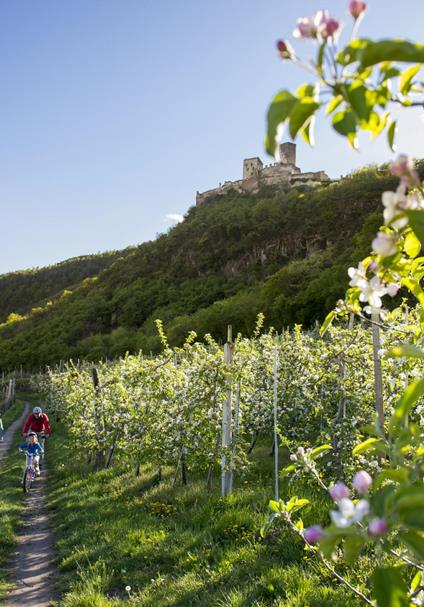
[[359, 276, 387, 308], [330, 498, 369, 528], [348, 262, 367, 289]]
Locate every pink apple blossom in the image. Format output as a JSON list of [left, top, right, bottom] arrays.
[[329, 481, 350, 502], [303, 525, 324, 544], [293, 16, 317, 39], [348, 1, 367, 19], [389, 154, 420, 188], [368, 518, 388, 536], [352, 470, 372, 493]]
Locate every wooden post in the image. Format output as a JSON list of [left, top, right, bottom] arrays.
[[221, 325, 233, 497], [229, 380, 241, 492], [371, 311, 385, 431], [273, 350, 279, 501]]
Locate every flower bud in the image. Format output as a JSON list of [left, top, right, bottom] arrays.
[[348, 1, 367, 19], [352, 470, 372, 493], [315, 10, 341, 39], [321, 17, 340, 38], [289, 453, 298, 461], [276, 39, 293, 60], [329, 481, 350, 502], [368, 518, 388, 536], [303, 525, 323, 544], [296, 446, 305, 457]]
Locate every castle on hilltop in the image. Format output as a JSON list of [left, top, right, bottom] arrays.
[[196, 142, 330, 206]]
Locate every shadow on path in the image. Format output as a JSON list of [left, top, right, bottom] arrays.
[[3, 405, 58, 607]]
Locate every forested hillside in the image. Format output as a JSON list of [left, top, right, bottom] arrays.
[[0, 250, 132, 323], [0, 165, 406, 370]]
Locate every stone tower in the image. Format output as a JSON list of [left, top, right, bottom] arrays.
[[278, 142, 296, 166], [243, 157, 263, 180]]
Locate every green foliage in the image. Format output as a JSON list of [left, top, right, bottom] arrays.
[[0, 166, 400, 370], [0, 250, 129, 323]]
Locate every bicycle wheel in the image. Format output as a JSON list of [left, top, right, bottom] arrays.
[[23, 468, 32, 493]]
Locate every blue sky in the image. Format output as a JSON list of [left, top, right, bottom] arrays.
[[1, 0, 423, 274]]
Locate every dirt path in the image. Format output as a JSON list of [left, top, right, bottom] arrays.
[[4, 407, 58, 607]]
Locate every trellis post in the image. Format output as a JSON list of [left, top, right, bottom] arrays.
[[371, 311, 385, 431], [273, 348, 279, 501], [221, 325, 233, 496]]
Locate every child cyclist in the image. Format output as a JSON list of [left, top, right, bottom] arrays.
[[19, 431, 44, 476]]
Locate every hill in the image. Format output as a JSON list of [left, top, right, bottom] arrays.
[[0, 165, 403, 370], [0, 250, 132, 324]]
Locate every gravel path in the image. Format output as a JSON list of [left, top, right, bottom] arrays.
[[3, 405, 58, 607]]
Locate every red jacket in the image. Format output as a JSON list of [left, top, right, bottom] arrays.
[[23, 413, 51, 435]]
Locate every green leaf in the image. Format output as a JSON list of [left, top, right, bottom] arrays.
[[344, 534, 364, 565], [320, 310, 335, 336], [300, 116, 315, 146], [339, 38, 424, 70], [404, 231, 421, 258], [406, 210, 424, 248], [326, 95, 343, 115], [352, 437, 385, 456], [280, 464, 296, 476], [310, 444, 332, 458], [337, 38, 370, 66], [387, 120, 397, 151], [346, 81, 371, 121], [362, 39, 424, 68], [332, 109, 357, 138], [289, 98, 320, 140], [371, 567, 409, 607], [400, 64, 422, 95], [411, 570, 422, 592], [265, 90, 298, 156], [401, 277, 424, 306], [318, 535, 339, 559], [386, 343, 424, 359], [396, 486, 424, 529], [381, 67, 401, 81], [269, 499, 282, 513], [398, 530, 424, 561], [391, 376, 424, 428], [296, 83, 316, 98], [286, 498, 310, 513]]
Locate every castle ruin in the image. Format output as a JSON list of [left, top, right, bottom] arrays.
[[196, 142, 330, 206]]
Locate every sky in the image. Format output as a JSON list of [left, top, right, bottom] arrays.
[[1, 0, 423, 274]]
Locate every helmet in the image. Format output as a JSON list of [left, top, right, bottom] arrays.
[[27, 431, 37, 437], [33, 406, 42, 415]]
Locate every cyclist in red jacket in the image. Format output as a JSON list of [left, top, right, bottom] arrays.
[[23, 406, 51, 437]]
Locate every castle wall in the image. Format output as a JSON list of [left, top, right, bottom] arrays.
[[196, 143, 330, 206]]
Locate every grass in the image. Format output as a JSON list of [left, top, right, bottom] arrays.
[[46, 423, 371, 607], [0, 394, 37, 600]]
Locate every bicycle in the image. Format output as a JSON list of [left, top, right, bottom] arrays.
[[20, 450, 38, 493]]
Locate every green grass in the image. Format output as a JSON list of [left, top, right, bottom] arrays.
[[46, 424, 371, 607], [0, 396, 37, 600]]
